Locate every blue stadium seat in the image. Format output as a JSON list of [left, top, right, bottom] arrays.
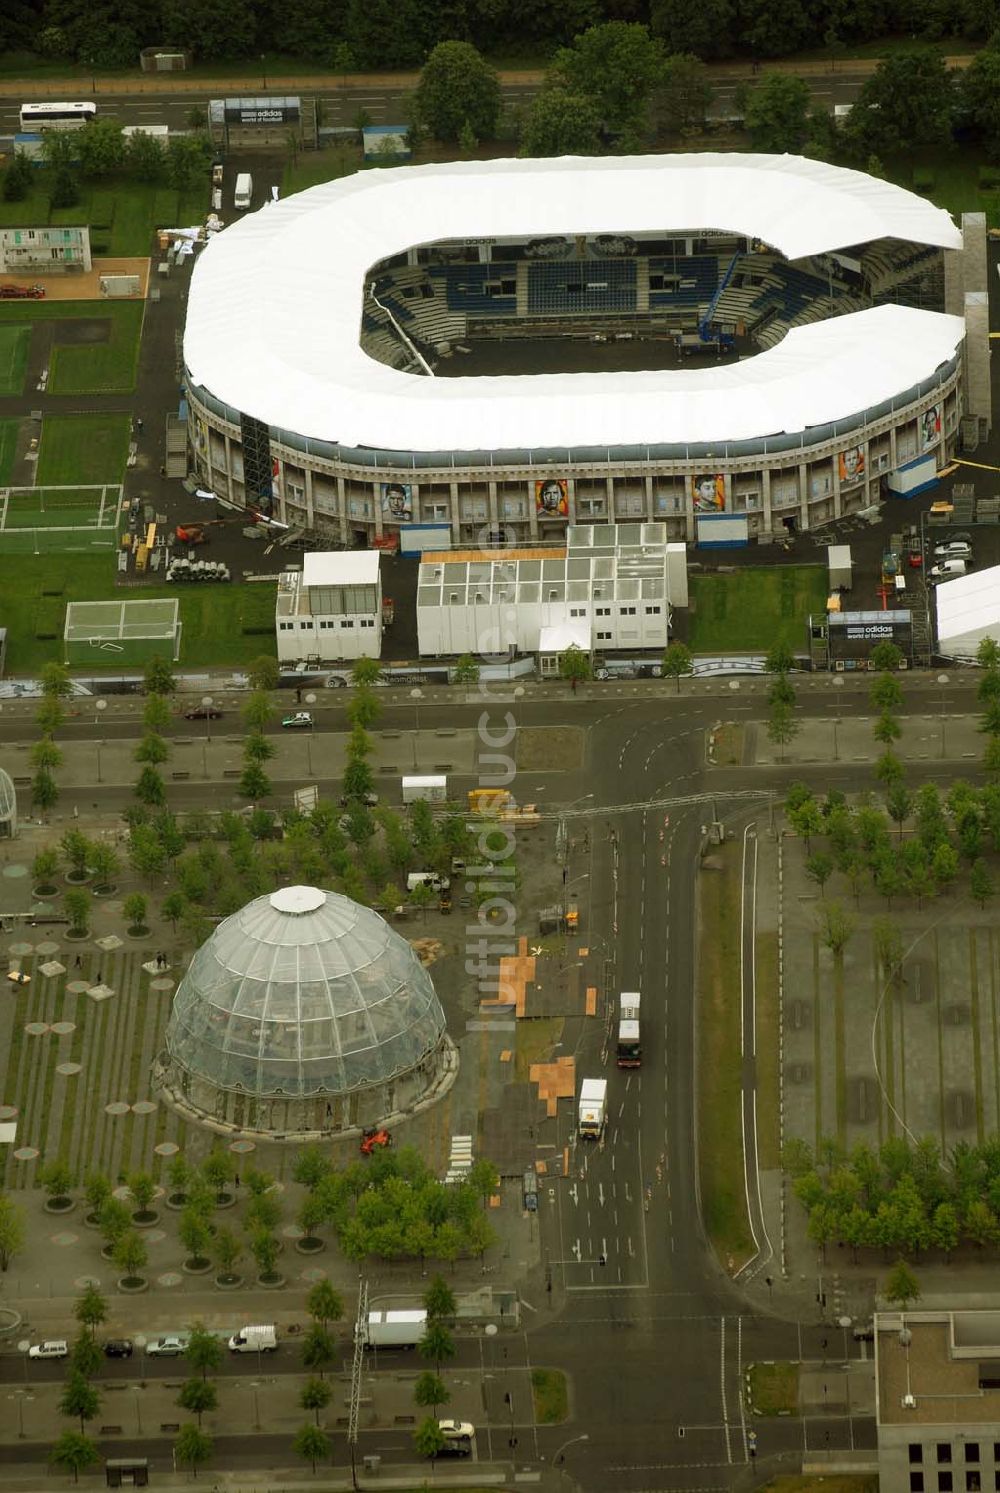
[[526, 258, 636, 314]]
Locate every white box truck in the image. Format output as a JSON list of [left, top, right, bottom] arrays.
[[402, 775, 447, 804], [361, 1309, 426, 1348], [228, 1324, 277, 1353], [578, 1078, 608, 1139], [827, 544, 852, 592], [616, 993, 641, 1068], [234, 172, 253, 210]]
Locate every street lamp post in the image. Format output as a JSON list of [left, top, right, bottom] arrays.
[[504, 1390, 516, 1449], [831, 674, 844, 762], [553, 1433, 590, 1477], [95, 698, 107, 783], [937, 672, 949, 758], [305, 692, 317, 777], [201, 695, 213, 780], [410, 688, 423, 771]]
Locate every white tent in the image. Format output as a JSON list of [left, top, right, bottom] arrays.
[[935, 565, 1000, 659]]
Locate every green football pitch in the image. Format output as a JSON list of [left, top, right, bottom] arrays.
[[0, 325, 29, 396]]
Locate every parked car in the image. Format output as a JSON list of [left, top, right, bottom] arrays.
[[28, 1340, 68, 1360], [852, 1324, 875, 1342], [339, 792, 379, 808], [104, 1339, 134, 1358], [431, 1436, 472, 1459], [934, 541, 972, 559], [146, 1336, 186, 1357], [439, 1420, 475, 1441], [281, 712, 313, 729], [184, 706, 223, 720], [929, 559, 968, 582]]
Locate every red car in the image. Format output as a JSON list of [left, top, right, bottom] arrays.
[[0, 284, 44, 299]]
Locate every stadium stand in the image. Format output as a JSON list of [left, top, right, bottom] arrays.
[[527, 257, 637, 315]]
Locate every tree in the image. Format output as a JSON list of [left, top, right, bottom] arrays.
[[134, 732, 168, 766], [870, 672, 904, 711], [845, 49, 954, 158], [805, 851, 834, 897], [42, 661, 73, 698], [884, 1257, 920, 1311], [71, 1329, 103, 1380], [873, 917, 904, 987], [347, 687, 380, 731], [293, 1146, 331, 1190], [98, 1197, 130, 1253], [32, 847, 60, 892], [419, 1320, 456, 1374], [179, 1209, 214, 1271], [520, 88, 603, 157], [414, 1369, 450, 1415], [351, 656, 382, 686], [88, 843, 120, 893], [31, 736, 63, 771], [306, 1279, 344, 1329], [163, 890, 187, 930], [61, 830, 92, 879], [203, 1148, 236, 1200], [301, 1324, 337, 1377], [0, 1193, 26, 1271], [38, 1158, 74, 1207], [661, 641, 693, 693], [414, 1416, 446, 1459], [32, 767, 59, 814], [971, 857, 995, 907], [243, 731, 276, 765], [932, 841, 959, 892], [2, 150, 34, 202], [143, 655, 176, 695], [745, 73, 811, 152], [112, 1229, 148, 1283], [174, 1423, 213, 1479], [211, 1226, 243, 1280], [165, 133, 212, 193], [242, 691, 274, 732], [127, 1169, 156, 1219], [558, 645, 591, 692], [249, 1227, 281, 1279], [185, 1323, 224, 1381], [886, 783, 912, 840], [660, 53, 713, 135], [788, 798, 823, 852], [343, 756, 375, 803], [300, 1377, 332, 1426], [423, 1274, 458, 1322], [467, 1159, 499, 1210], [142, 693, 172, 732], [50, 165, 80, 209], [550, 22, 666, 144], [873, 711, 902, 748], [77, 117, 125, 176], [125, 127, 167, 182], [875, 751, 904, 790], [416, 41, 501, 143], [135, 766, 166, 807], [177, 1378, 218, 1428], [453, 654, 480, 684], [123, 893, 148, 933], [247, 655, 280, 691], [293, 1422, 332, 1474], [766, 700, 799, 762], [869, 641, 903, 672], [239, 761, 272, 800], [74, 1284, 107, 1337], [50, 1431, 100, 1484], [59, 1370, 100, 1435], [769, 672, 795, 708], [977, 635, 1000, 670], [817, 899, 854, 959]]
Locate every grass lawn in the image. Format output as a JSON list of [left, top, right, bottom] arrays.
[[0, 177, 207, 256], [749, 1361, 800, 1416], [0, 324, 30, 396], [37, 414, 132, 486], [0, 301, 144, 395], [0, 419, 18, 484], [698, 839, 754, 1265], [282, 145, 361, 196], [688, 566, 826, 654], [760, 1480, 877, 1493], [0, 552, 277, 674], [514, 1016, 564, 1083], [531, 1368, 568, 1424]]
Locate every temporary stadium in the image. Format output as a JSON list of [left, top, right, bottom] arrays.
[[183, 153, 987, 551]]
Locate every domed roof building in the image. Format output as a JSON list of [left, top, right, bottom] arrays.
[[0, 765, 17, 839], [154, 886, 456, 1139]]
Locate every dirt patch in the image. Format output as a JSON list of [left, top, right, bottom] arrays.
[[516, 725, 584, 773], [0, 257, 149, 302], [709, 722, 744, 767], [409, 937, 444, 967], [54, 318, 111, 345]]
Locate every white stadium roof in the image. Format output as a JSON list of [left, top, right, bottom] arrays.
[[935, 565, 1000, 658], [184, 154, 964, 455]]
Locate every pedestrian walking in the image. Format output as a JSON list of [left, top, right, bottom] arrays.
[[74, 954, 82, 969], [135, 417, 144, 434]]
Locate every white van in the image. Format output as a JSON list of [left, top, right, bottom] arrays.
[[234, 172, 253, 211], [406, 871, 450, 893], [929, 558, 967, 582], [228, 1324, 277, 1353]]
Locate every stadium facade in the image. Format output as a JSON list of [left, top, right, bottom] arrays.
[[183, 154, 986, 550]]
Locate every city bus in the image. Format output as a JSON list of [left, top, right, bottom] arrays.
[[616, 991, 641, 1068], [19, 101, 97, 132]]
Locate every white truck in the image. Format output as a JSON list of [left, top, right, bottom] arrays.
[[578, 1078, 608, 1139], [234, 172, 253, 210], [361, 1309, 427, 1348], [228, 1324, 277, 1353], [616, 992, 641, 1068], [402, 775, 447, 804]]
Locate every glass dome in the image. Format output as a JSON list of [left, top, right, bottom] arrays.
[[0, 766, 16, 837], [165, 886, 447, 1099]]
